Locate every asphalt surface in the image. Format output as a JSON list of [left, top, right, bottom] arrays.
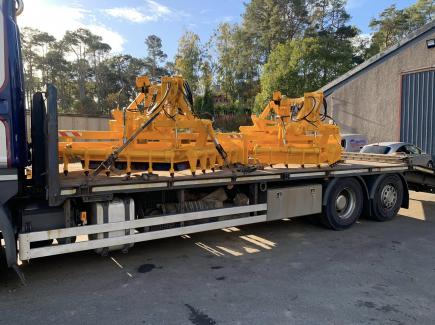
[[1, 191, 435, 325]]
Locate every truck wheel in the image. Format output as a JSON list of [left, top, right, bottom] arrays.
[[371, 174, 403, 222], [321, 178, 363, 230]]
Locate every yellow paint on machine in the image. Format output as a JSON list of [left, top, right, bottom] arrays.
[[58, 75, 342, 176]]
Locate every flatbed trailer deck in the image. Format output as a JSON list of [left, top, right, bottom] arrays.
[[57, 161, 409, 200]]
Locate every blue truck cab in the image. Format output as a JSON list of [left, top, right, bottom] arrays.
[[0, 0, 26, 171], [0, 0, 26, 269]]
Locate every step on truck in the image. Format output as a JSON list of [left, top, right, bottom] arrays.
[[1, 0, 434, 270]]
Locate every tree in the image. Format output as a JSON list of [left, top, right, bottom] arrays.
[[309, 0, 350, 33], [242, 0, 309, 64], [251, 0, 358, 112], [21, 27, 151, 114], [144, 35, 167, 79], [98, 55, 146, 113], [21, 27, 56, 108], [194, 59, 214, 116], [44, 42, 74, 112], [212, 23, 260, 108], [368, 5, 409, 53], [213, 23, 237, 101], [211, 0, 359, 110], [255, 36, 355, 112], [405, 0, 434, 29], [367, 0, 434, 56], [174, 31, 203, 94], [32, 32, 56, 86], [62, 28, 111, 113], [89, 40, 111, 113]]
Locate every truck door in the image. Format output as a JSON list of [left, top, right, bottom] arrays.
[[0, 0, 27, 170]]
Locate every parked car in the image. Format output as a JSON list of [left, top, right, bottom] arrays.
[[341, 134, 369, 152], [360, 142, 433, 168]]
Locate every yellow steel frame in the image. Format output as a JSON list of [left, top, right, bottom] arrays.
[[59, 76, 235, 175], [58, 75, 342, 176], [238, 91, 342, 166]]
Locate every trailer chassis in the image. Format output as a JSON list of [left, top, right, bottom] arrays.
[[4, 85, 435, 268]]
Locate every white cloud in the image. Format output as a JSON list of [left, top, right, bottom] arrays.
[[103, 7, 154, 23], [102, 0, 177, 23], [148, 0, 172, 16], [87, 25, 125, 53], [18, 0, 125, 53]]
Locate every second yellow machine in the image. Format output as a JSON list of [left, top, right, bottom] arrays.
[[238, 91, 342, 166]]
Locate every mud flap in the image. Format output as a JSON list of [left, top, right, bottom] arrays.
[[0, 205, 17, 268]]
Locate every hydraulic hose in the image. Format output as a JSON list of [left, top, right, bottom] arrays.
[[16, 0, 24, 16]]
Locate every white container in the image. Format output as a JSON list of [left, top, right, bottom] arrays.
[[90, 198, 135, 255], [341, 134, 368, 152]]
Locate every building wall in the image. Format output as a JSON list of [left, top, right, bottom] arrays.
[[327, 30, 435, 144]]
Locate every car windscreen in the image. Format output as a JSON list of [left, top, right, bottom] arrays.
[[361, 146, 391, 154]]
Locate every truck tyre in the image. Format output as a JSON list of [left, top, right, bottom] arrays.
[[371, 174, 403, 222], [321, 178, 363, 230], [0, 206, 17, 268]]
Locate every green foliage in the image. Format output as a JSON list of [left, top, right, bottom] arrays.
[[255, 34, 356, 112], [144, 35, 168, 79], [242, 0, 309, 64], [367, 0, 434, 55], [61, 28, 112, 113], [252, 0, 359, 113], [20, 0, 431, 119], [193, 90, 214, 117], [20, 28, 160, 115], [174, 31, 203, 94]]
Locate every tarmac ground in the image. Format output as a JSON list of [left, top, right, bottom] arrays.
[[1, 191, 435, 325]]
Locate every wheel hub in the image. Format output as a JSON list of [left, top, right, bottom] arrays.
[[381, 184, 397, 209], [335, 188, 356, 220], [336, 194, 347, 211]]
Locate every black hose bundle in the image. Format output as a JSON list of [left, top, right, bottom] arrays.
[[320, 97, 336, 124], [183, 81, 194, 107], [290, 96, 336, 125]]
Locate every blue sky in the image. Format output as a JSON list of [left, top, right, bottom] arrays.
[[19, 0, 417, 60]]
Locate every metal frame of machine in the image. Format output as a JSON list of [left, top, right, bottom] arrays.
[[58, 76, 240, 177], [239, 91, 342, 166]]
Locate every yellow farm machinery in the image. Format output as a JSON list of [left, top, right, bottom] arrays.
[[58, 75, 342, 176], [59, 76, 236, 176], [239, 91, 342, 166]]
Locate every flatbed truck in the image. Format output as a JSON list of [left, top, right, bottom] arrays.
[[1, 0, 434, 271]]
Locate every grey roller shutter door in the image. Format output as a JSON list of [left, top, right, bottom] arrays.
[[400, 69, 435, 158]]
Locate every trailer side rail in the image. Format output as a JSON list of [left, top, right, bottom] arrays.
[[19, 203, 267, 260]]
